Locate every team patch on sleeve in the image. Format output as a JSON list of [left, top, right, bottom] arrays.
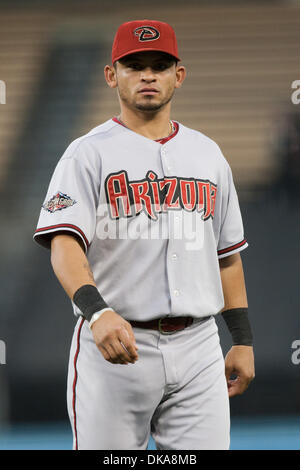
[[42, 192, 77, 213]]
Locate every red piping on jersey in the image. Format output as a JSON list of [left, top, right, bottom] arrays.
[[112, 117, 179, 144], [156, 121, 179, 144], [72, 317, 85, 450], [34, 224, 89, 250], [113, 116, 126, 128], [218, 239, 247, 256]]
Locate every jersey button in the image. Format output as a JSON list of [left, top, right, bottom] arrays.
[[174, 289, 180, 296], [172, 253, 178, 260]]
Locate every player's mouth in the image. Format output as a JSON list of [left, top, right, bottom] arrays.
[[138, 88, 159, 95]]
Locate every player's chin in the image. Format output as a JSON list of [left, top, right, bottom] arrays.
[[134, 99, 165, 112]]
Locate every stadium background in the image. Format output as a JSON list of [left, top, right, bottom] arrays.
[[0, 0, 300, 450]]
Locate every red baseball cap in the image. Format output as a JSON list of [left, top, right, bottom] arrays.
[[111, 20, 180, 64]]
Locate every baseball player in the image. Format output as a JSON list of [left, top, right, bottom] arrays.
[[34, 20, 255, 450]]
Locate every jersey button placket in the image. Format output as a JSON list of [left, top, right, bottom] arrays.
[[161, 146, 171, 175], [166, 210, 183, 315], [161, 146, 181, 312]]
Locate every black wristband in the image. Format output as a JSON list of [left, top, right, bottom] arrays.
[[221, 307, 253, 346], [73, 285, 109, 322]]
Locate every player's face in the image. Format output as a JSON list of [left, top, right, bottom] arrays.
[[106, 52, 185, 113]]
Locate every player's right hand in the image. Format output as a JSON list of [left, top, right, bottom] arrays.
[[90, 310, 139, 365]]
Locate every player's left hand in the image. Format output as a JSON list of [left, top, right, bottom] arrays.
[[224, 345, 255, 398]]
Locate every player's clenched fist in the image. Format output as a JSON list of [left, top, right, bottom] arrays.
[[91, 309, 139, 365], [224, 345, 255, 397]]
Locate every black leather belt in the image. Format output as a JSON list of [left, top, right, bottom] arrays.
[[130, 316, 194, 335]]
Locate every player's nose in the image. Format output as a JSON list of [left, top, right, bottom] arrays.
[[140, 67, 156, 81]]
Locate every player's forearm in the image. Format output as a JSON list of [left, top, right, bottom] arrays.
[[219, 253, 253, 347], [219, 253, 248, 311], [50, 233, 96, 300]]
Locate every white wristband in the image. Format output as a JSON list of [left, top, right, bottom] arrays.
[[88, 308, 114, 330]]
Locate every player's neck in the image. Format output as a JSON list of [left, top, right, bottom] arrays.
[[118, 106, 173, 141]]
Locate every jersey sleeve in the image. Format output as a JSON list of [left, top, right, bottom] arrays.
[[33, 141, 100, 252], [216, 163, 248, 259]]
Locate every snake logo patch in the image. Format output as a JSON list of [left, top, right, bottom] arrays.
[[134, 26, 160, 42], [43, 192, 77, 213]]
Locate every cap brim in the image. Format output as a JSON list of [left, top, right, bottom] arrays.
[[113, 48, 180, 64]]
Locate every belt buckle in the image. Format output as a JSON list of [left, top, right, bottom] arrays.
[[158, 317, 183, 335]]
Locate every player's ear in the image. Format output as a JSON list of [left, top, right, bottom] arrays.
[[104, 64, 118, 89], [175, 65, 186, 89]]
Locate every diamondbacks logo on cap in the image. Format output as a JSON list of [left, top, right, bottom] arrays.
[[134, 26, 160, 42], [43, 191, 77, 213]]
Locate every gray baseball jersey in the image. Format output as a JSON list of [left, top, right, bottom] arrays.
[[34, 117, 248, 450], [34, 118, 248, 321]]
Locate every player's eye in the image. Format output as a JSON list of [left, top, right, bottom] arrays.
[[125, 62, 173, 72], [128, 63, 143, 71], [153, 63, 170, 71]]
